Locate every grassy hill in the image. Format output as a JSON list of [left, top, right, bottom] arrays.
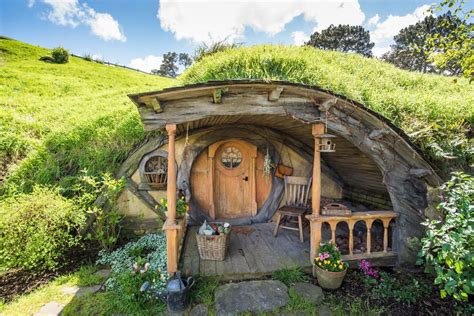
[[181, 45, 474, 175], [0, 38, 175, 194]]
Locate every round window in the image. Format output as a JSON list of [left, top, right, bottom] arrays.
[[221, 146, 242, 169]]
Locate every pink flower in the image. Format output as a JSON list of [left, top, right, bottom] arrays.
[[319, 252, 330, 260], [359, 259, 379, 279]]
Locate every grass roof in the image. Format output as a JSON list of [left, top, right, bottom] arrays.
[[180, 45, 473, 175], [0, 38, 175, 194]]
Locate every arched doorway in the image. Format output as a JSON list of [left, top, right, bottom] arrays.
[[190, 139, 272, 220]]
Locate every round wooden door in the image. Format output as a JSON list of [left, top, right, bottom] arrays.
[[190, 139, 272, 220], [214, 140, 256, 218]]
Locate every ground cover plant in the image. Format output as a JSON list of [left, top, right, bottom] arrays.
[[180, 45, 473, 175]]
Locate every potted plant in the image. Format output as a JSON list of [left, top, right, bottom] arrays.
[[313, 242, 348, 289], [158, 197, 189, 219]]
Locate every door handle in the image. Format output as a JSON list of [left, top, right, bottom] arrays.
[[242, 176, 249, 181]]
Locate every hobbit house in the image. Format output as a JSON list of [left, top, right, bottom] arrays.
[[116, 80, 442, 276]]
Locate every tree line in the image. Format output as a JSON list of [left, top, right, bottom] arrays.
[[154, 9, 472, 79]]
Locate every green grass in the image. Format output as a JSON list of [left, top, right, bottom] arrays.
[[0, 37, 175, 194], [272, 266, 309, 286], [180, 45, 474, 175], [0, 265, 106, 315], [189, 276, 220, 307]]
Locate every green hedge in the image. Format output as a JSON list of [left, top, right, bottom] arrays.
[[0, 187, 86, 271]]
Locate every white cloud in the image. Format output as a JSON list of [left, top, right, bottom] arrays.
[[86, 11, 126, 42], [27, 0, 36, 8], [91, 53, 103, 60], [129, 55, 164, 73], [32, 0, 126, 42], [367, 14, 380, 26], [158, 0, 365, 44], [291, 31, 309, 45], [369, 5, 432, 57]]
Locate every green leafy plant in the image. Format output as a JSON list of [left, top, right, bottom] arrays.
[[363, 271, 431, 304], [0, 187, 86, 271], [74, 171, 125, 252], [51, 47, 69, 64], [97, 233, 168, 293], [272, 266, 308, 286], [314, 242, 348, 272], [158, 196, 188, 218], [417, 172, 473, 301]]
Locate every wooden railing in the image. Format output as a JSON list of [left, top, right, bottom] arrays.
[[306, 211, 398, 262]]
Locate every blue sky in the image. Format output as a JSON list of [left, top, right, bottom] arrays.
[[0, 0, 464, 72]]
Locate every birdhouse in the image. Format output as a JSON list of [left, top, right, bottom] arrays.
[[317, 133, 336, 152]]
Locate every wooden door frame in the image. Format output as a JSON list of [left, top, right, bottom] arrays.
[[207, 139, 258, 219]]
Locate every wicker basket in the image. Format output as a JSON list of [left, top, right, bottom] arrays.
[[196, 230, 230, 261]]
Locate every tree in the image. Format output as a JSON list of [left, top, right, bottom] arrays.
[[305, 24, 374, 57], [153, 52, 178, 78], [151, 52, 193, 77], [178, 53, 193, 69], [428, 1, 473, 79], [382, 13, 470, 75]]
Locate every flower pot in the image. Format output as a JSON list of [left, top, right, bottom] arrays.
[[313, 264, 347, 289]]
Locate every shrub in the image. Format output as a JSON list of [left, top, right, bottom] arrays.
[[74, 171, 125, 252], [51, 47, 69, 64], [417, 172, 473, 302], [96, 233, 168, 293], [0, 187, 86, 271], [83, 53, 93, 61]]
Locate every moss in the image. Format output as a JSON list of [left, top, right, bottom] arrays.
[[180, 45, 474, 175]]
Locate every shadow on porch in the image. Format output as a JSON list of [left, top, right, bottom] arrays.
[[180, 223, 311, 280]]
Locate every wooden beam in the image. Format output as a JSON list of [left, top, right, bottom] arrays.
[[166, 124, 177, 223], [268, 86, 284, 101], [312, 123, 325, 216]]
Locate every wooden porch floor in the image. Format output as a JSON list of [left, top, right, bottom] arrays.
[[180, 223, 311, 280]]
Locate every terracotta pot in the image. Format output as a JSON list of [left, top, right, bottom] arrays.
[[313, 264, 347, 289]]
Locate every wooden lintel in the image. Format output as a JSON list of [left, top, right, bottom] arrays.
[[268, 86, 284, 101], [319, 97, 338, 111]]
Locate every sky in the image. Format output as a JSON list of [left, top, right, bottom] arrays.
[[0, 0, 465, 73]]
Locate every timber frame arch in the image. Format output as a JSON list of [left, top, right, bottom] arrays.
[[128, 80, 442, 266]]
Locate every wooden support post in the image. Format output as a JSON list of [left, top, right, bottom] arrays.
[[309, 220, 322, 262], [329, 221, 337, 244], [348, 221, 355, 256], [166, 124, 177, 224], [312, 123, 325, 216], [166, 228, 178, 273], [366, 219, 374, 255], [163, 124, 179, 275], [382, 219, 391, 253]]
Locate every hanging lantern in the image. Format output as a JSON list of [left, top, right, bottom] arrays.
[[317, 133, 336, 152]]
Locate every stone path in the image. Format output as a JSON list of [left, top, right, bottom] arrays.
[[214, 280, 332, 316], [33, 269, 109, 316], [215, 280, 289, 315]]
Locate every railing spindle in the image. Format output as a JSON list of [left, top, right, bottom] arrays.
[[348, 220, 355, 255]]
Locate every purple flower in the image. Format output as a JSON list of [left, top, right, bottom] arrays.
[[359, 259, 379, 279]]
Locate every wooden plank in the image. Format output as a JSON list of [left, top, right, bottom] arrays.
[[245, 226, 281, 273], [200, 258, 216, 276], [235, 231, 267, 273], [256, 224, 299, 268], [224, 232, 251, 275]]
